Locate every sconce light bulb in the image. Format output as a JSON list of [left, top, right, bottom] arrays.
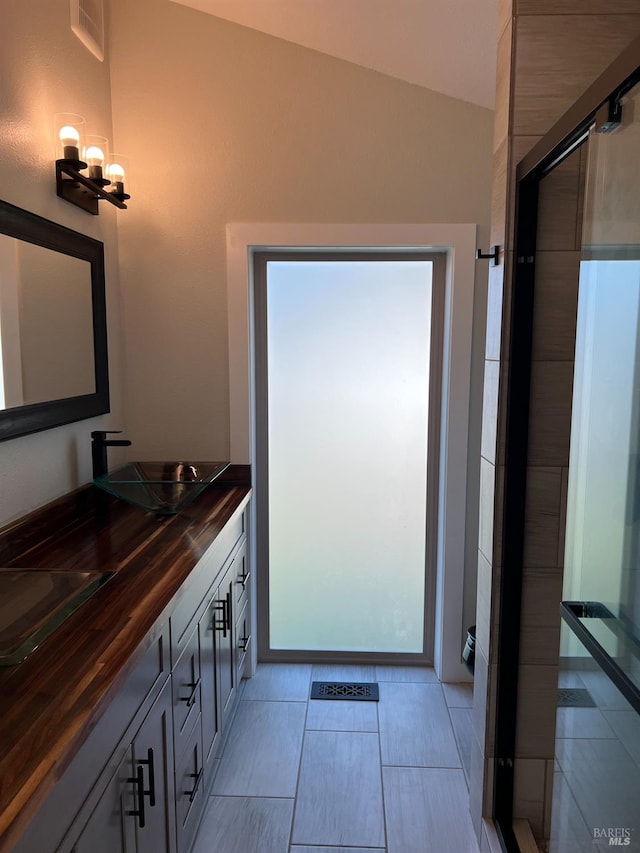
[[59, 125, 80, 147], [107, 162, 125, 182], [85, 145, 105, 167]]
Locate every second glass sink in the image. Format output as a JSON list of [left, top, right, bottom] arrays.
[[0, 568, 114, 665], [93, 461, 230, 515]]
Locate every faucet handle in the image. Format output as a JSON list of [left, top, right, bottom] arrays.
[[91, 430, 124, 440]]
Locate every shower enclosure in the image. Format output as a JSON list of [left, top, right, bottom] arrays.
[[494, 38, 640, 853]]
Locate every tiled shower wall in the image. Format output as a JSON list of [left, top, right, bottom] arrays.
[[471, 1, 640, 847]]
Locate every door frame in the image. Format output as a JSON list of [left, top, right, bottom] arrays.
[[226, 222, 479, 681], [253, 250, 445, 665]]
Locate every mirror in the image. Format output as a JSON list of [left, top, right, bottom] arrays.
[[0, 199, 109, 441]]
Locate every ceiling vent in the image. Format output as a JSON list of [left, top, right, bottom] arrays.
[[70, 0, 104, 62]]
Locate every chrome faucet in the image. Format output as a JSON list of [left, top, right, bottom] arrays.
[[91, 430, 132, 479]]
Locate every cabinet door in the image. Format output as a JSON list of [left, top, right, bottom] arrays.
[[235, 596, 251, 683], [71, 748, 136, 853], [216, 562, 236, 733], [172, 624, 201, 761], [199, 596, 220, 778], [175, 714, 205, 853], [232, 539, 249, 618], [131, 679, 177, 853]]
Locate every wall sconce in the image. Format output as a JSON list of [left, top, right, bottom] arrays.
[[54, 114, 130, 215], [105, 154, 131, 204]]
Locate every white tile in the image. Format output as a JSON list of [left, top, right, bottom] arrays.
[[479, 458, 496, 564], [557, 670, 585, 688], [555, 738, 640, 831], [306, 698, 378, 732], [468, 730, 485, 841], [193, 797, 293, 853], [376, 664, 438, 683], [476, 550, 496, 664], [450, 707, 473, 783], [548, 772, 592, 853], [555, 736, 629, 766], [579, 668, 632, 711], [481, 359, 500, 464], [311, 663, 376, 682], [472, 646, 492, 752], [443, 683, 473, 708], [241, 663, 311, 701], [379, 682, 461, 768], [213, 700, 305, 796], [292, 730, 385, 848], [383, 766, 480, 853], [603, 710, 640, 766], [555, 707, 616, 740], [291, 848, 384, 853]]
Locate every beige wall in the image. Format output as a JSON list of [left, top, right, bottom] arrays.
[[108, 0, 494, 464], [0, 0, 125, 527]]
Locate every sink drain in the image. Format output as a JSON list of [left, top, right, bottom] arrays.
[[310, 681, 379, 701]]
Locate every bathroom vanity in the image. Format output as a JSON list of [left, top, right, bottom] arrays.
[[0, 468, 252, 853]]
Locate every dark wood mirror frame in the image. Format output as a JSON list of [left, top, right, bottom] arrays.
[[0, 199, 109, 442]]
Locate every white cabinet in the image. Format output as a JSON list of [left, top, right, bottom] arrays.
[[70, 678, 176, 853], [71, 748, 134, 853]]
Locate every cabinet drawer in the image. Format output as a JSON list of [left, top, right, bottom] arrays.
[[174, 715, 205, 853], [170, 505, 247, 665], [235, 598, 251, 683], [231, 538, 249, 614], [172, 625, 201, 759]]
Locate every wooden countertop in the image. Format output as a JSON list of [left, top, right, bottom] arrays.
[[0, 468, 251, 852]]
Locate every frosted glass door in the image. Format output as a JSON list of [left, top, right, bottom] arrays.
[[265, 259, 432, 654]]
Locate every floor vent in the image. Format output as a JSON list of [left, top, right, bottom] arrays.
[[310, 681, 379, 701], [557, 687, 596, 708]]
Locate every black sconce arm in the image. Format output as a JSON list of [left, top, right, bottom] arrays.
[[56, 160, 129, 216]]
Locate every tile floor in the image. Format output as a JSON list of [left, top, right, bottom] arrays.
[[548, 666, 640, 852], [192, 663, 479, 853]]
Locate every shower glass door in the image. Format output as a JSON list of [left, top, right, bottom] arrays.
[[552, 77, 640, 852]]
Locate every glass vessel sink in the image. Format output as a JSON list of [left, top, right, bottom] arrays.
[[0, 568, 114, 665], [93, 461, 230, 515]]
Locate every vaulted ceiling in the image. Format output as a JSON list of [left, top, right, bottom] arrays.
[[169, 0, 499, 109]]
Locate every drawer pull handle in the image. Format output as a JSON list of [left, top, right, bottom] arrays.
[[181, 676, 201, 707], [213, 599, 228, 637], [236, 570, 251, 589], [239, 633, 251, 653], [128, 765, 146, 828], [184, 767, 204, 803], [214, 595, 231, 637], [138, 747, 156, 807]]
